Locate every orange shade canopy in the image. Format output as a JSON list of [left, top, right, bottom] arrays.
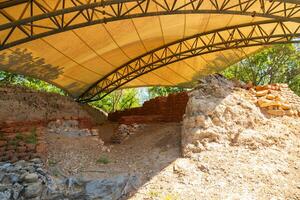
[[0, 0, 299, 102]]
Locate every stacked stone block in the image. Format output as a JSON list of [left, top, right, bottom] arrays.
[[249, 84, 300, 117]]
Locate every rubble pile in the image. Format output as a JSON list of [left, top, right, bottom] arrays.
[[130, 75, 300, 199], [47, 119, 99, 137], [0, 159, 139, 200], [249, 84, 300, 117], [110, 124, 144, 144], [182, 74, 300, 156]]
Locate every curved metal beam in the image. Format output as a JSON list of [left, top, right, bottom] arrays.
[[0, 0, 28, 9], [1, 0, 300, 50], [77, 20, 300, 102]]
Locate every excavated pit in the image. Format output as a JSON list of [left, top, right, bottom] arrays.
[[133, 74, 300, 199], [1, 75, 300, 199]]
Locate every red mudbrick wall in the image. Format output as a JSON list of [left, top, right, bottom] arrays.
[[0, 85, 104, 163], [108, 92, 188, 124], [0, 121, 47, 162], [0, 117, 94, 162]]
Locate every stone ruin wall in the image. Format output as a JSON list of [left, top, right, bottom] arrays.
[[181, 74, 300, 157], [3, 74, 300, 163], [108, 92, 189, 124], [0, 85, 107, 162]]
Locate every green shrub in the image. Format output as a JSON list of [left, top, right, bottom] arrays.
[[96, 155, 110, 164], [25, 128, 37, 144], [48, 159, 58, 166], [8, 139, 18, 147], [0, 132, 4, 140], [15, 133, 24, 141]]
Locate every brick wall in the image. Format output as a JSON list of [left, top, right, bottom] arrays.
[[0, 85, 107, 125], [0, 117, 95, 163], [108, 92, 188, 124], [0, 85, 108, 163], [0, 121, 47, 162]]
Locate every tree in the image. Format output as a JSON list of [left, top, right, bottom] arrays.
[[0, 70, 65, 95], [148, 86, 187, 99], [0, 70, 141, 112], [90, 89, 141, 112], [222, 44, 300, 95]]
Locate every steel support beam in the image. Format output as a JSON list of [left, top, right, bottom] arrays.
[[0, 0, 28, 9], [77, 20, 300, 102], [1, 0, 300, 50]]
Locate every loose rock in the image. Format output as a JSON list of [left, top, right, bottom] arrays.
[[0, 160, 140, 200], [23, 173, 39, 183]]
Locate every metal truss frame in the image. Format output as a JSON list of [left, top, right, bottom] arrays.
[[1, 0, 300, 50], [77, 20, 300, 102]]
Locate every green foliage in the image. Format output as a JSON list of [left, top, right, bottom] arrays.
[[1, 44, 299, 114], [0, 70, 65, 95], [51, 168, 60, 177], [148, 86, 186, 99], [15, 133, 24, 141], [8, 138, 19, 147], [96, 155, 110, 164], [25, 128, 37, 144], [90, 89, 141, 112], [8, 133, 23, 147], [8, 129, 37, 147], [0, 70, 141, 113], [90, 86, 188, 112], [48, 159, 58, 167], [222, 44, 300, 95], [0, 132, 4, 140]]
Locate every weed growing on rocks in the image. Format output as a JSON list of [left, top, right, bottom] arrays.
[[48, 159, 58, 167], [96, 155, 110, 164]]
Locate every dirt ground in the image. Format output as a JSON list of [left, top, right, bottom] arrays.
[[46, 119, 300, 200], [3, 79, 299, 199], [130, 116, 300, 200], [46, 123, 181, 185]]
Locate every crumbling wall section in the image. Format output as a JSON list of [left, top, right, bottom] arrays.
[[0, 85, 106, 124], [108, 92, 188, 124], [0, 85, 106, 162], [181, 74, 300, 157], [0, 121, 47, 162]]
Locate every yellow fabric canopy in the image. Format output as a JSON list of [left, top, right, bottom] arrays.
[[0, 0, 299, 100]]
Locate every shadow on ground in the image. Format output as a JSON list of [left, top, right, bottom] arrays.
[[46, 122, 182, 199]]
